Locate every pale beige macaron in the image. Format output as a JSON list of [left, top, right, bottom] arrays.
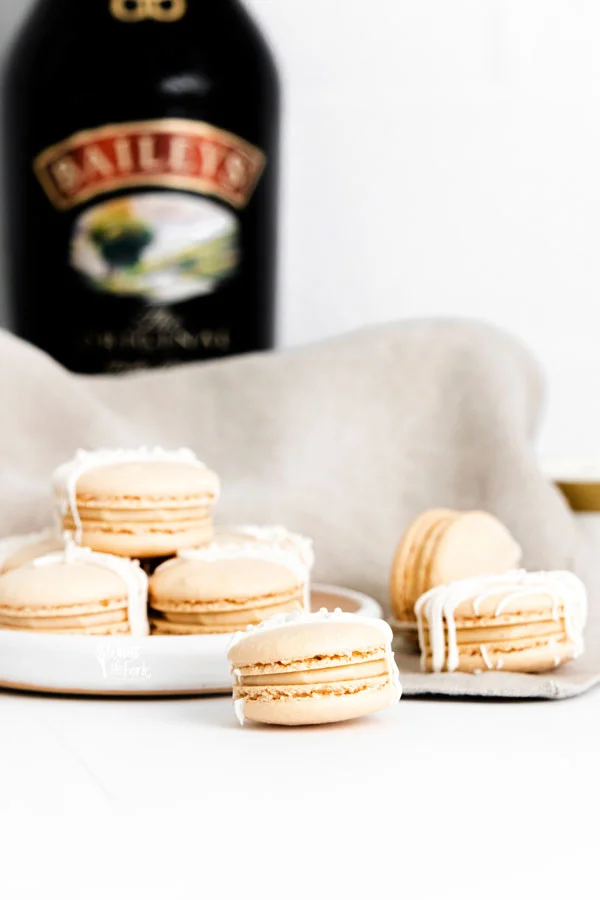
[[415, 570, 587, 674], [228, 610, 402, 726], [149, 544, 308, 634], [0, 530, 65, 573], [53, 448, 220, 558], [0, 544, 148, 635], [390, 509, 522, 631]]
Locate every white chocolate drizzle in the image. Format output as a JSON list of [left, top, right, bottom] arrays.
[[31, 539, 149, 637], [216, 525, 315, 571], [233, 698, 246, 727], [415, 570, 587, 674], [480, 644, 493, 671], [53, 447, 217, 543]]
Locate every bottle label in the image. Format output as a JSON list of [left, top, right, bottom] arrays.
[[110, 0, 187, 23], [33, 118, 265, 211], [34, 119, 265, 304], [70, 192, 240, 302]]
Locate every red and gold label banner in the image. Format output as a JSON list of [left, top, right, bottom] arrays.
[[33, 119, 266, 210]]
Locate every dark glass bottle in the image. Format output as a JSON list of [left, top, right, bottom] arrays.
[[3, 0, 279, 373]]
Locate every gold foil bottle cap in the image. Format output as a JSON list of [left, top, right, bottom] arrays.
[[544, 462, 600, 511]]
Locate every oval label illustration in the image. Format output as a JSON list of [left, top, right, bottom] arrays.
[[70, 192, 239, 303]]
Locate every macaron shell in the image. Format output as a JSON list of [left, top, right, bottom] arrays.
[[389, 509, 450, 620], [390, 510, 459, 623], [0, 621, 131, 635], [150, 593, 304, 632], [74, 521, 213, 558], [150, 557, 303, 604], [228, 619, 391, 669], [151, 613, 307, 635], [239, 681, 398, 726], [0, 608, 128, 631], [0, 562, 129, 610], [453, 587, 575, 620], [150, 588, 302, 614], [151, 620, 257, 635], [429, 511, 522, 585], [412, 512, 459, 607], [74, 460, 219, 500]]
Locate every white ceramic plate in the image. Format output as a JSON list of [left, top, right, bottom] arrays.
[[0, 583, 382, 696]]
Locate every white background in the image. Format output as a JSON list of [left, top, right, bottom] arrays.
[[0, 0, 599, 456], [2, 688, 599, 899]]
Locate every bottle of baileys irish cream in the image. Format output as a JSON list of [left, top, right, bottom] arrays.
[[3, 0, 279, 372]]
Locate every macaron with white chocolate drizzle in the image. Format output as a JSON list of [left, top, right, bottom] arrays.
[[149, 541, 310, 634], [228, 609, 402, 726], [53, 447, 220, 558], [415, 570, 587, 674], [0, 541, 149, 636]]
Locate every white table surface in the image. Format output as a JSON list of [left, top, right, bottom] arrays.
[[1, 684, 598, 899]]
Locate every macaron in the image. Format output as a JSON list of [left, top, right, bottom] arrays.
[[149, 543, 309, 634], [211, 525, 315, 570], [0, 529, 64, 573], [390, 509, 522, 631], [53, 447, 220, 558], [0, 543, 148, 635], [415, 570, 587, 674], [228, 610, 402, 726]]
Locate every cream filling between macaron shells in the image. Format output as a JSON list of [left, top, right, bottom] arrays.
[[233, 647, 396, 699]]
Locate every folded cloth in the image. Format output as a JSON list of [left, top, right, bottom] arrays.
[[0, 319, 596, 699]]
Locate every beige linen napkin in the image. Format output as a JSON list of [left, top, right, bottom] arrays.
[[0, 318, 596, 699]]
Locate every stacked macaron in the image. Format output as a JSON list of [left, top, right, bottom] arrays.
[[389, 507, 587, 674], [149, 541, 310, 635], [0, 448, 316, 638], [228, 609, 401, 726], [54, 448, 220, 558], [0, 542, 148, 636], [390, 509, 522, 639], [415, 570, 587, 674]]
